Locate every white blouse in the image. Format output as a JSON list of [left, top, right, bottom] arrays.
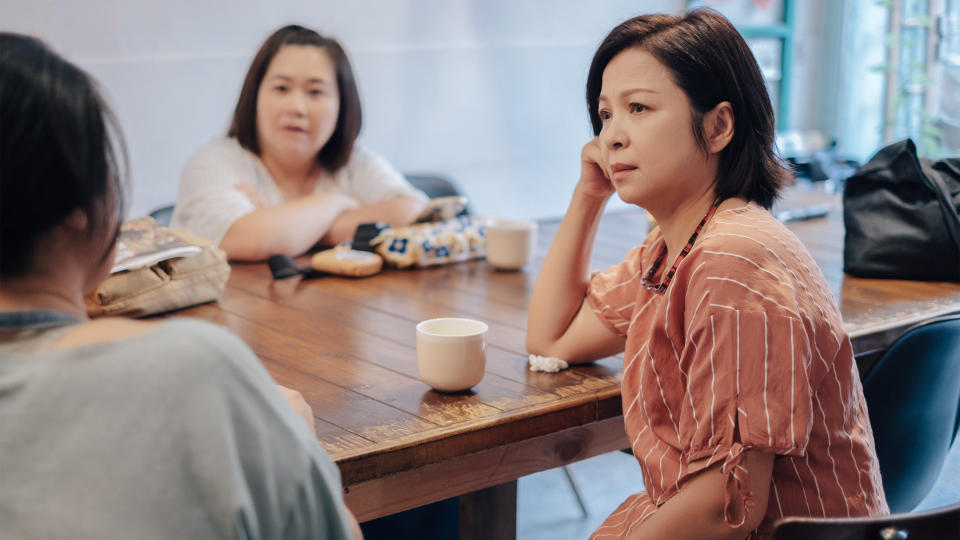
[[171, 137, 427, 244]]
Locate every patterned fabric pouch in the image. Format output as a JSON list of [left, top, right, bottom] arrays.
[[370, 215, 487, 269]]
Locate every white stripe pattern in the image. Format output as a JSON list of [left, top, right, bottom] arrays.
[[763, 312, 773, 446], [705, 276, 801, 318], [586, 204, 886, 538]]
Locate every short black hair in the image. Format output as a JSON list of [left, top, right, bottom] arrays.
[[228, 25, 362, 173], [0, 33, 125, 278], [586, 9, 791, 209]]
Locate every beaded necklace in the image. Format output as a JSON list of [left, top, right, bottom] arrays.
[[641, 199, 722, 294]]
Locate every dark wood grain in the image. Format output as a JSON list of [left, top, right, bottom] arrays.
[[343, 416, 628, 522], [174, 190, 960, 521], [460, 482, 518, 540]]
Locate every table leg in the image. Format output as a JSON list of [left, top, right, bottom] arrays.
[[458, 480, 518, 540]]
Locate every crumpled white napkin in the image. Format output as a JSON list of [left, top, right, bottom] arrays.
[[528, 354, 569, 373]]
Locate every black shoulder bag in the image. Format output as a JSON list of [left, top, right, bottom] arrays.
[[843, 139, 960, 281]]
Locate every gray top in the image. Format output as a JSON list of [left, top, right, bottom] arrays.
[[0, 314, 354, 540]]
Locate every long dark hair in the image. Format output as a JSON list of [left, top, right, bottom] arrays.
[[586, 9, 791, 208], [228, 25, 362, 173], [0, 33, 126, 278]]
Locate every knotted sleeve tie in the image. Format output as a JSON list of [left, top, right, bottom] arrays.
[[720, 442, 755, 528]]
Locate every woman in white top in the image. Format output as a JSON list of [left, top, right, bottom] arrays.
[[172, 25, 428, 260]]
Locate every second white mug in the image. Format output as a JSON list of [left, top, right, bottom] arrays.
[[485, 219, 537, 271]]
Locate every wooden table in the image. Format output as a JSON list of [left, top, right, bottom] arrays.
[[177, 198, 960, 535]]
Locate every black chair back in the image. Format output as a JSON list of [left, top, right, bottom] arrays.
[[861, 314, 960, 512], [771, 502, 960, 540]]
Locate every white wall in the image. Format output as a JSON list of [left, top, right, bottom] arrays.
[[2, 0, 686, 221], [4, 0, 847, 220]]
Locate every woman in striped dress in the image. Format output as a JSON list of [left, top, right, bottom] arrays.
[[526, 9, 888, 540]]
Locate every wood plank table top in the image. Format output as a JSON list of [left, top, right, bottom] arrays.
[[176, 193, 960, 523]]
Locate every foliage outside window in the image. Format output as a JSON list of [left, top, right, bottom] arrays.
[[875, 0, 960, 156]]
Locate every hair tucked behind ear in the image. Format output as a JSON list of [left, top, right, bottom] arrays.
[[585, 8, 791, 208], [0, 33, 126, 278]]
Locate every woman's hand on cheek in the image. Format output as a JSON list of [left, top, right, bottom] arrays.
[[577, 137, 615, 200]]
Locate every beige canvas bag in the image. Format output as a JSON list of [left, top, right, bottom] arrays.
[[85, 227, 230, 318]]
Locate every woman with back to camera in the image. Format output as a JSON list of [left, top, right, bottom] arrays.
[[171, 25, 427, 260], [526, 9, 887, 540], [0, 33, 361, 539]]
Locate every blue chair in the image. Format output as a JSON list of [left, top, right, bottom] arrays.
[[148, 205, 174, 227], [771, 501, 960, 540], [861, 314, 960, 513], [405, 173, 472, 215], [404, 173, 464, 199]]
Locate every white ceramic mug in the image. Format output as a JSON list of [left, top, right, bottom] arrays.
[[416, 317, 488, 392], [485, 219, 538, 270]]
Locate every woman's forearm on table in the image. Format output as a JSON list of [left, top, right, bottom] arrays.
[[526, 188, 609, 357], [219, 193, 354, 260], [321, 195, 427, 246]]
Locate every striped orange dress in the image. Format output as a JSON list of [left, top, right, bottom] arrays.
[[586, 203, 888, 539]]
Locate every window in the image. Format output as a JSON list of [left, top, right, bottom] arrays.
[[688, 0, 795, 129]]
